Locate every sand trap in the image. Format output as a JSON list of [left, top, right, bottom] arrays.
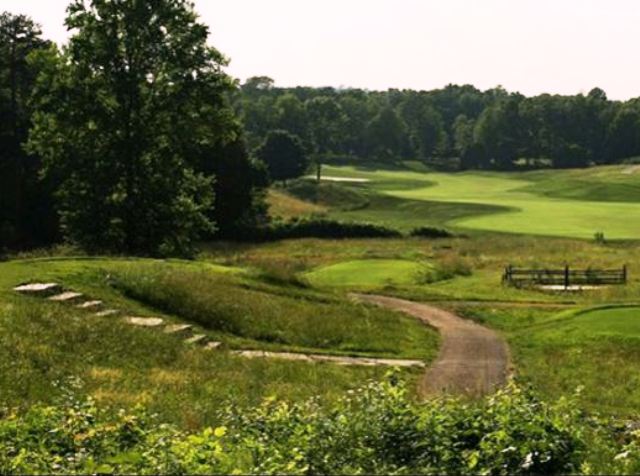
[[310, 176, 371, 183], [539, 285, 604, 292]]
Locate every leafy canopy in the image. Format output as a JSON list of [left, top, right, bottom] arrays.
[[28, 0, 239, 256]]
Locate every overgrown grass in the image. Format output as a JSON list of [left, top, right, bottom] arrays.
[[109, 263, 438, 360], [0, 257, 439, 429], [455, 304, 640, 416]]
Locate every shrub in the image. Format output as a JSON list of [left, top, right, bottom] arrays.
[[233, 218, 402, 242], [410, 226, 454, 239], [0, 377, 591, 475]]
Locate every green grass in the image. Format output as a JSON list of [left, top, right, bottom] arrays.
[[0, 257, 438, 428], [304, 259, 432, 287], [110, 262, 439, 360], [312, 164, 640, 239], [456, 304, 640, 415]]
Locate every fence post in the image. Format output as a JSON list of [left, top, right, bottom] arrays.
[[564, 265, 570, 289], [623, 265, 628, 284]]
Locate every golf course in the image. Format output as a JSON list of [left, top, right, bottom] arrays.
[[318, 164, 640, 238]]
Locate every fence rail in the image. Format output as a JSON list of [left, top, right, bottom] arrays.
[[503, 265, 627, 287]]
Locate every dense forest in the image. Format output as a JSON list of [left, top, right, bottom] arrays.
[[2, 0, 640, 255], [235, 77, 640, 170]]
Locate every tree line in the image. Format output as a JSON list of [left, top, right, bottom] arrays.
[[235, 77, 640, 170], [3, 1, 640, 255]]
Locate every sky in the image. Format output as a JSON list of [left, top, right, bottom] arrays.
[[3, 0, 640, 100]]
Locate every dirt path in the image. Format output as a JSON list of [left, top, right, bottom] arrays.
[[353, 294, 510, 397]]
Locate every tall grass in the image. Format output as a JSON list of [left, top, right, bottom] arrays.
[[108, 264, 438, 359]]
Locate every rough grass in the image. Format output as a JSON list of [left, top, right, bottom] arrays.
[[109, 263, 438, 360], [267, 189, 326, 219], [455, 304, 640, 416], [0, 257, 438, 429]]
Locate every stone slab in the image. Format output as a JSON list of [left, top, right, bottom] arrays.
[[164, 324, 193, 336], [185, 334, 207, 346], [205, 341, 223, 350], [95, 309, 119, 317], [77, 300, 103, 310], [49, 292, 83, 302], [125, 317, 164, 327], [14, 283, 61, 295]]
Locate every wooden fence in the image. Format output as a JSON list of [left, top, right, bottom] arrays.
[[503, 265, 627, 288]]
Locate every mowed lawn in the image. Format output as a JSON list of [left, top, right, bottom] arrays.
[[321, 164, 640, 239], [305, 259, 432, 288]]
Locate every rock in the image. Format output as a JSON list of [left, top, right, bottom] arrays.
[[185, 334, 207, 346], [205, 341, 223, 350], [125, 317, 164, 327], [14, 283, 62, 296], [77, 300, 103, 310], [95, 309, 119, 317], [164, 324, 193, 336], [48, 292, 83, 303]]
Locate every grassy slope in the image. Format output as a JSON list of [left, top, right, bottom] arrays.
[[315, 164, 640, 239], [305, 259, 433, 287], [456, 304, 640, 415], [205, 230, 640, 417], [0, 257, 438, 429]]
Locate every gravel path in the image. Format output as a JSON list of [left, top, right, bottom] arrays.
[[353, 294, 510, 396]]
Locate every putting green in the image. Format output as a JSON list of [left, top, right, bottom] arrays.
[[561, 307, 640, 338], [322, 165, 640, 239], [305, 259, 430, 287]]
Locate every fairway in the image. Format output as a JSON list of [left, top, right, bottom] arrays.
[[321, 165, 640, 239], [305, 259, 431, 287]]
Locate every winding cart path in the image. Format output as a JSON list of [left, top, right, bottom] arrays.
[[353, 294, 510, 396]]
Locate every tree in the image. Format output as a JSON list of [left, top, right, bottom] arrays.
[[28, 0, 239, 256], [0, 12, 54, 249], [366, 106, 409, 161], [257, 130, 309, 184], [305, 96, 346, 180]]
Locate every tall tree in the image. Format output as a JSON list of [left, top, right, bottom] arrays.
[[366, 106, 409, 161], [305, 96, 346, 180], [0, 12, 53, 250], [29, 0, 239, 256], [257, 130, 309, 184]]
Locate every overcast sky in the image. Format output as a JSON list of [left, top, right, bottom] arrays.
[[3, 0, 640, 100]]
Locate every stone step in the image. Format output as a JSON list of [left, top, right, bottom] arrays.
[[185, 334, 207, 346], [48, 292, 83, 303], [14, 283, 62, 296], [77, 300, 103, 310], [164, 324, 193, 336], [204, 341, 223, 351], [95, 309, 119, 317], [125, 317, 164, 327]]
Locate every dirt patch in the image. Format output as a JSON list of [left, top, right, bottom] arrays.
[[353, 294, 510, 397]]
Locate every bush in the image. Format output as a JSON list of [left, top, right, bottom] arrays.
[[410, 226, 454, 239], [233, 218, 402, 242], [0, 377, 594, 475]]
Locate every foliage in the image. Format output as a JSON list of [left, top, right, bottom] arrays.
[[0, 377, 594, 475], [237, 79, 638, 171], [257, 130, 310, 184], [0, 12, 56, 250], [234, 217, 402, 242], [410, 226, 454, 239], [27, 0, 240, 256]]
